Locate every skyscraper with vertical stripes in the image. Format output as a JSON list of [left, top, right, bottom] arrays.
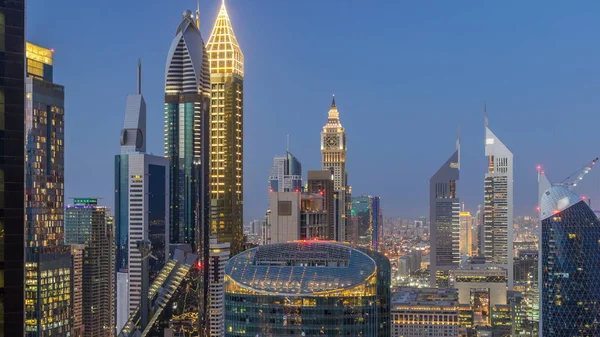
[[206, 0, 245, 255]]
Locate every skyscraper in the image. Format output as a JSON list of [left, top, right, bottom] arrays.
[[65, 199, 115, 337], [352, 195, 383, 250], [164, 9, 211, 248], [0, 3, 25, 335], [307, 170, 334, 239], [114, 61, 169, 329], [208, 238, 230, 337], [429, 138, 460, 287], [206, 0, 245, 255], [483, 113, 514, 288], [459, 210, 472, 256], [539, 185, 600, 336], [24, 42, 73, 337], [320, 96, 350, 242], [268, 151, 302, 194]]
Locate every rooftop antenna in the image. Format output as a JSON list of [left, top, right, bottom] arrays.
[[483, 101, 488, 127], [286, 134, 290, 153], [456, 124, 461, 169], [196, 0, 200, 28], [136, 58, 141, 95]]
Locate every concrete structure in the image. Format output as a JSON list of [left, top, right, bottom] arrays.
[[483, 113, 514, 288], [391, 287, 461, 337], [207, 1, 245, 256], [430, 137, 460, 287], [300, 193, 329, 240], [268, 151, 302, 196], [24, 42, 73, 337], [307, 170, 334, 239], [208, 239, 230, 337], [65, 199, 115, 337], [70, 244, 85, 337], [266, 191, 301, 244], [225, 241, 390, 337], [114, 61, 169, 328]]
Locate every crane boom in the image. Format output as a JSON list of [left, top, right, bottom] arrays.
[[559, 157, 599, 190]]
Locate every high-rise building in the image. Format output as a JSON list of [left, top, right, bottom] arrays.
[[539, 185, 600, 336], [320, 96, 351, 242], [70, 244, 85, 337], [0, 3, 25, 335], [459, 210, 472, 256], [114, 60, 169, 328], [483, 114, 514, 288], [24, 42, 73, 337], [208, 238, 230, 337], [225, 241, 390, 337], [65, 199, 115, 337], [352, 195, 383, 250], [268, 151, 302, 195], [206, 1, 245, 256], [164, 9, 211, 249], [266, 191, 301, 244], [307, 170, 334, 239], [429, 139, 460, 287]]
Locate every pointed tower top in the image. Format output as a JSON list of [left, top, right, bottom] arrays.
[[331, 94, 336, 108], [483, 101, 488, 127], [196, 0, 200, 28], [137, 58, 142, 94], [206, 0, 244, 76]]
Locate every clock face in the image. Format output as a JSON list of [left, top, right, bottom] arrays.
[[325, 135, 339, 148]]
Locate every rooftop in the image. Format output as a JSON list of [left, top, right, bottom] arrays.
[[392, 287, 458, 307]]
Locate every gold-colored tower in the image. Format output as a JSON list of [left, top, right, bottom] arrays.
[[206, 0, 244, 255]]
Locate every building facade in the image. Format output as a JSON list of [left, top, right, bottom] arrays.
[[306, 170, 334, 240], [24, 42, 73, 337], [208, 239, 230, 337], [352, 195, 383, 250], [268, 151, 302, 195], [164, 9, 211, 248], [540, 185, 600, 336], [65, 199, 115, 337], [483, 116, 514, 288], [70, 244, 85, 337], [266, 191, 301, 244], [459, 211, 471, 256], [225, 241, 390, 337], [206, 1, 245, 256], [429, 142, 460, 287], [114, 61, 169, 328]]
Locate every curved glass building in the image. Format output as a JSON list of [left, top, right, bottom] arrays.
[[224, 241, 390, 337], [540, 185, 600, 336]]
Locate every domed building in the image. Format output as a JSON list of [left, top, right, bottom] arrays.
[[224, 241, 390, 337]]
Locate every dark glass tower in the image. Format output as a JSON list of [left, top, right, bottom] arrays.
[[0, 1, 25, 335], [540, 185, 600, 336]]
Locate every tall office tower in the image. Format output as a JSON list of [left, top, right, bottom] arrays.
[[65, 199, 116, 337], [459, 210, 472, 256], [0, 3, 25, 335], [429, 138, 460, 287], [307, 170, 334, 239], [24, 42, 73, 337], [206, 1, 244, 255], [268, 151, 302, 194], [114, 60, 169, 328], [164, 9, 211, 248], [320, 96, 351, 242], [476, 204, 484, 256], [539, 185, 600, 336], [352, 195, 383, 251], [70, 244, 85, 337], [208, 238, 230, 337], [483, 115, 514, 288]]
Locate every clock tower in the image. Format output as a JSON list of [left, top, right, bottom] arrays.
[[321, 95, 347, 189]]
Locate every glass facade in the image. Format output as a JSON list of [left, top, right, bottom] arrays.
[[541, 196, 600, 336], [224, 242, 390, 337], [148, 164, 167, 278], [0, 2, 26, 335], [114, 154, 129, 272], [352, 196, 383, 251], [268, 152, 303, 194]]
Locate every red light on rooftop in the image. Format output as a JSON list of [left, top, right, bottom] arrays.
[[541, 171, 545, 175], [582, 196, 586, 200], [196, 261, 203, 269], [553, 210, 560, 214], [536, 206, 541, 212], [537, 165, 541, 170], [50, 48, 55, 53]]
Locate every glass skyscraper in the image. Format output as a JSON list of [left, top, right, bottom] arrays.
[[540, 185, 600, 336], [268, 151, 302, 194], [206, 1, 245, 256], [352, 195, 383, 251], [0, 2, 25, 335]]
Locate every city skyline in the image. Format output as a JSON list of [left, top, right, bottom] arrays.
[[26, 0, 600, 223]]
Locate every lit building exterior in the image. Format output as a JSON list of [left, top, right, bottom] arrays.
[[208, 239, 230, 337], [164, 9, 211, 248], [0, 3, 25, 335], [114, 61, 169, 328], [483, 116, 514, 288], [70, 244, 85, 337], [429, 141, 460, 287], [24, 42, 73, 337], [266, 191, 301, 244], [206, 1, 245, 255], [300, 193, 329, 240], [459, 211, 471, 256], [65, 199, 115, 337], [352, 195, 383, 250], [307, 170, 334, 239], [268, 151, 302, 195], [391, 287, 461, 337], [320, 97, 351, 242], [225, 241, 391, 337], [540, 185, 600, 336]]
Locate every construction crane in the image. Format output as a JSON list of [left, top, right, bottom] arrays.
[[557, 157, 599, 190]]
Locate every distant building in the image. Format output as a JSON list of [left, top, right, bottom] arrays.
[[352, 195, 383, 250], [24, 42, 72, 337], [225, 241, 390, 337], [430, 138, 460, 287], [307, 170, 335, 239], [300, 192, 329, 240], [268, 151, 302, 195], [208, 239, 230, 337], [65, 199, 115, 337], [266, 191, 301, 244], [391, 287, 461, 337], [459, 211, 472, 256], [70, 244, 84, 337]]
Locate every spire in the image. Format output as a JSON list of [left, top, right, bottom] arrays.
[[456, 124, 460, 169], [483, 101, 488, 127], [137, 58, 142, 94], [286, 134, 290, 153], [196, 0, 200, 28], [331, 94, 336, 108], [206, 0, 244, 76]]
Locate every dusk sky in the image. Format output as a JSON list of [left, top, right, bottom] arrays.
[[27, 0, 600, 223]]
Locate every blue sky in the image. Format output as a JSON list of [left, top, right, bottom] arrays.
[[27, 0, 600, 222]]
